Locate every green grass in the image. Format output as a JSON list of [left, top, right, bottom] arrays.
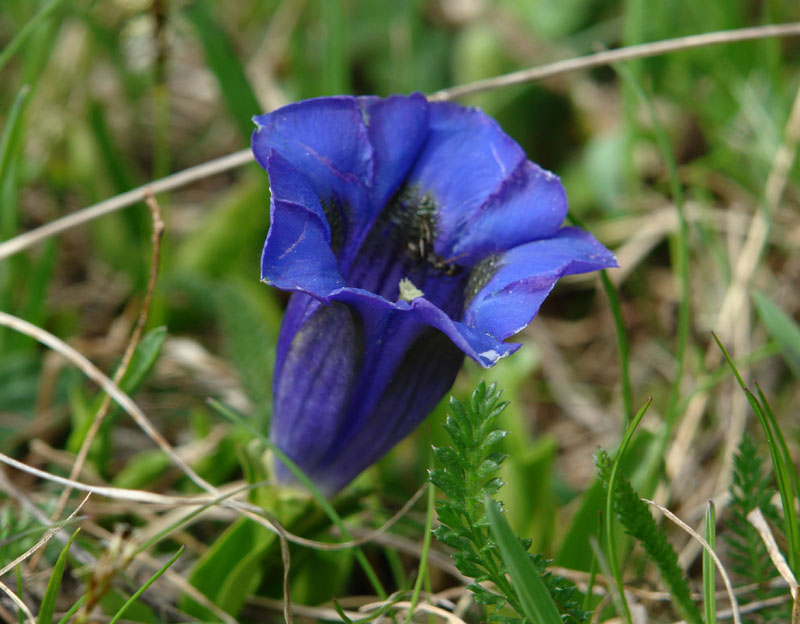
[[1, 1, 800, 622]]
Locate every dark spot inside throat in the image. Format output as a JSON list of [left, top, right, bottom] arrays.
[[463, 254, 501, 310], [320, 197, 347, 255], [377, 185, 463, 277]]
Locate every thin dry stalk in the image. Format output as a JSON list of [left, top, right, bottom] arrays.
[[359, 597, 469, 624], [0, 450, 427, 559], [715, 82, 800, 344], [0, 494, 90, 577], [0, 578, 35, 624], [0, 150, 253, 261], [747, 507, 799, 623], [0, 452, 245, 506], [42, 191, 164, 566], [642, 498, 741, 624], [0, 310, 218, 495], [2, 23, 799, 263], [710, 81, 800, 507], [248, 595, 364, 621], [0, 468, 97, 567], [430, 22, 800, 100]]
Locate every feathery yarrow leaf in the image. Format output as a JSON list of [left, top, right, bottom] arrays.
[[431, 381, 589, 623], [596, 449, 703, 624]]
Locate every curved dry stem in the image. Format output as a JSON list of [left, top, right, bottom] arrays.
[[0, 579, 34, 624], [0, 449, 427, 555], [0, 494, 90, 577], [1, 24, 799, 262], [0, 149, 253, 261], [430, 22, 800, 101], [714, 81, 800, 344], [642, 498, 741, 624], [0, 311, 218, 495], [359, 597, 469, 624], [45, 192, 165, 554]]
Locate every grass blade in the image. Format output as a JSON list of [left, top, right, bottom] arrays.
[[107, 546, 184, 624], [0, 86, 30, 186], [37, 529, 79, 624], [703, 501, 716, 624], [714, 334, 800, 575], [753, 291, 800, 376], [484, 497, 561, 624], [0, 0, 67, 73], [183, 0, 261, 141], [603, 397, 652, 624], [754, 383, 800, 575]]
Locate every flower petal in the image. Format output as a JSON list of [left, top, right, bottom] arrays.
[[252, 96, 373, 221], [253, 94, 430, 270], [359, 93, 430, 208], [463, 227, 618, 340], [403, 102, 528, 260], [271, 298, 364, 481], [330, 289, 518, 369], [259, 152, 345, 294], [271, 290, 467, 493], [314, 327, 464, 492], [448, 160, 567, 264]]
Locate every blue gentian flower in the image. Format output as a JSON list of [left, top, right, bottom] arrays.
[[252, 93, 617, 494]]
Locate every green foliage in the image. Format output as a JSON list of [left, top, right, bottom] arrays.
[[485, 498, 561, 624], [183, 0, 261, 141], [753, 291, 800, 377], [724, 436, 788, 622], [702, 501, 716, 624], [596, 449, 702, 624], [38, 529, 80, 624], [714, 335, 800, 576], [430, 381, 588, 623]]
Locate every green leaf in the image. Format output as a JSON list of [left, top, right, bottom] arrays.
[[429, 471, 463, 499], [432, 445, 462, 471], [0, 0, 67, 73], [443, 413, 470, 451], [183, 0, 261, 141], [479, 429, 508, 452], [181, 517, 275, 618], [703, 502, 716, 624], [0, 86, 30, 186], [485, 499, 562, 624], [753, 291, 800, 376], [38, 529, 80, 624], [108, 547, 183, 624], [467, 583, 507, 606], [110, 450, 171, 490], [117, 326, 167, 396]]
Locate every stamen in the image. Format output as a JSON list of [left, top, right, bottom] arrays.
[[398, 277, 425, 302]]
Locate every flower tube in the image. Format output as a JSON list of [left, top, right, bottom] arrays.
[[252, 93, 617, 494]]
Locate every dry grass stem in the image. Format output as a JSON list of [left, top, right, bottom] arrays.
[[715, 82, 800, 345], [642, 498, 741, 624], [747, 507, 799, 622], [430, 22, 800, 100], [0, 578, 35, 624], [0, 149, 253, 261], [359, 597, 469, 624], [0, 310, 218, 494], [248, 595, 364, 621], [0, 494, 90, 577], [1, 23, 797, 268], [0, 468, 97, 567], [42, 191, 165, 567]]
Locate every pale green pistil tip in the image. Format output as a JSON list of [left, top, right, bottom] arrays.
[[398, 277, 424, 302]]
